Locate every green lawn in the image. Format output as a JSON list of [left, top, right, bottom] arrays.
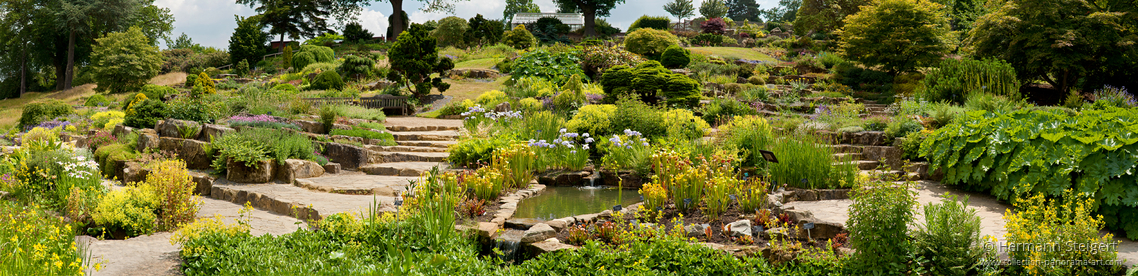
[[686, 47, 778, 62], [453, 57, 499, 69]]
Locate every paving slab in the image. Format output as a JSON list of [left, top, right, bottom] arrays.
[[373, 151, 450, 162], [295, 174, 419, 194], [389, 130, 460, 141], [367, 145, 448, 153], [384, 116, 463, 130], [361, 162, 450, 176], [396, 140, 456, 148], [211, 180, 397, 221]]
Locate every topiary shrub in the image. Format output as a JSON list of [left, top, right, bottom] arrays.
[[139, 84, 176, 101], [660, 45, 691, 69], [272, 83, 299, 94], [601, 61, 701, 107], [310, 71, 345, 90], [291, 52, 316, 73], [624, 28, 680, 60], [337, 54, 377, 79], [387, 24, 453, 99], [124, 99, 169, 128], [502, 24, 537, 50], [18, 100, 74, 130], [628, 15, 671, 31], [191, 72, 216, 97]]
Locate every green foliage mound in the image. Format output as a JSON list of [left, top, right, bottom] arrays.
[[292, 45, 335, 71], [140, 84, 176, 101], [310, 71, 345, 91], [388, 24, 453, 98], [18, 100, 74, 130], [600, 61, 701, 107], [502, 24, 537, 50], [920, 58, 1019, 104], [628, 15, 672, 31], [124, 99, 169, 128], [624, 28, 680, 60], [338, 54, 377, 79], [660, 45, 691, 69], [920, 107, 1138, 239]]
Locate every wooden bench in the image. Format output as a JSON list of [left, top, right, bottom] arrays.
[[302, 95, 410, 115]]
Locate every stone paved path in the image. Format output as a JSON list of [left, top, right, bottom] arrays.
[[783, 180, 1137, 266]]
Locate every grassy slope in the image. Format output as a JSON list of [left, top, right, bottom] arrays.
[[417, 76, 509, 118], [0, 73, 187, 129], [686, 47, 778, 62], [453, 58, 498, 69]]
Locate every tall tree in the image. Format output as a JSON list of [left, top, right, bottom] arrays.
[[699, 0, 728, 19], [0, 0, 40, 97], [238, 0, 366, 52], [793, 0, 870, 35], [552, 0, 626, 37], [56, 0, 141, 90], [838, 0, 950, 74], [726, 0, 760, 22], [228, 15, 270, 67], [966, 0, 1138, 93], [663, 0, 695, 21], [130, 3, 175, 46], [504, 0, 540, 24], [760, 0, 799, 22], [374, 0, 467, 42]]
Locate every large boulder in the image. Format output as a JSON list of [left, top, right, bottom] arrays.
[[276, 159, 325, 184], [158, 137, 213, 170], [322, 142, 369, 170], [189, 171, 215, 195], [727, 220, 753, 237], [112, 124, 134, 138], [227, 159, 276, 183], [295, 120, 325, 134], [198, 124, 235, 142], [136, 129, 160, 152], [521, 223, 557, 243], [446, 68, 502, 79], [122, 161, 148, 184], [796, 219, 845, 241], [156, 119, 202, 139], [525, 238, 579, 255]]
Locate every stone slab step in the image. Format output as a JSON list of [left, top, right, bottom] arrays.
[[366, 145, 448, 153], [360, 162, 449, 176], [390, 130, 459, 141], [373, 151, 449, 163], [832, 153, 863, 161], [834, 160, 880, 170], [210, 181, 397, 221], [386, 125, 460, 132], [828, 144, 865, 154], [396, 140, 456, 148], [294, 174, 418, 195]]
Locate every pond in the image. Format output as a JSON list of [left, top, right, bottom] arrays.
[[513, 186, 642, 220]]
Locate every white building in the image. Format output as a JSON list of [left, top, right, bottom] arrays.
[[511, 13, 585, 31]]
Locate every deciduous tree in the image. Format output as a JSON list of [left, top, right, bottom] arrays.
[[91, 27, 163, 94], [699, 0, 728, 19], [838, 0, 950, 74], [663, 0, 695, 21], [504, 0, 539, 24]]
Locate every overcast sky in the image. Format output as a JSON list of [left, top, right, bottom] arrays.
[[156, 0, 781, 49]]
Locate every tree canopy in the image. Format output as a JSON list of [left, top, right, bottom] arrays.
[[91, 26, 163, 94], [504, 0, 540, 23], [727, 0, 761, 22], [700, 0, 729, 19], [237, 0, 366, 45], [228, 15, 270, 67], [838, 0, 951, 74], [663, 0, 695, 21], [552, 0, 626, 37], [794, 0, 871, 35], [387, 24, 453, 99]]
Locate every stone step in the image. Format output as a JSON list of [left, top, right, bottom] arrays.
[[396, 140, 456, 148], [834, 160, 880, 170], [360, 162, 449, 176], [385, 125, 461, 132], [832, 153, 863, 161], [858, 170, 918, 181], [868, 111, 891, 117], [210, 180, 398, 221], [390, 130, 459, 141], [373, 151, 449, 163], [864, 103, 888, 108], [366, 145, 448, 153], [293, 174, 418, 195], [828, 144, 865, 153], [865, 107, 887, 113]]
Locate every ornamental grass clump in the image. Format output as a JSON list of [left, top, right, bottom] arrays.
[[227, 114, 299, 130], [769, 133, 857, 189], [491, 144, 537, 189], [1003, 190, 1122, 275], [913, 194, 986, 275]]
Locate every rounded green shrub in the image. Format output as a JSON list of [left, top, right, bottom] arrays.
[[84, 94, 112, 107], [566, 104, 617, 136], [690, 33, 726, 46], [338, 54, 377, 79], [628, 15, 671, 31], [747, 75, 766, 85], [624, 28, 679, 59], [299, 45, 335, 63], [18, 100, 74, 130], [502, 25, 537, 50], [272, 83, 300, 94], [310, 71, 345, 90], [191, 72, 216, 97], [139, 84, 176, 101], [660, 45, 691, 69], [124, 99, 168, 128], [292, 52, 317, 72]]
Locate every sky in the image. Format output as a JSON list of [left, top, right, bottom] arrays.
[[155, 0, 782, 49]]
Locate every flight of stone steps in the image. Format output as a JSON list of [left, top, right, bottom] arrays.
[[863, 103, 891, 118], [207, 117, 461, 221], [830, 143, 932, 181]]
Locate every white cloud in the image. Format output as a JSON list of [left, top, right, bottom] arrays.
[[355, 9, 389, 37], [407, 0, 506, 24]]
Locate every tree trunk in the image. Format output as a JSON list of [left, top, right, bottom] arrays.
[[280, 32, 285, 53], [583, 7, 597, 37], [64, 29, 76, 90], [19, 46, 27, 97], [391, 0, 404, 40], [54, 56, 66, 91]]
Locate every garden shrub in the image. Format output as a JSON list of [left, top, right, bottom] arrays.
[[609, 97, 667, 139], [167, 95, 223, 123], [660, 45, 691, 69], [883, 119, 923, 140], [209, 128, 319, 173], [301, 62, 338, 76], [566, 104, 617, 136], [90, 110, 126, 131], [387, 24, 454, 98], [628, 15, 671, 31], [518, 97, 543, 112], [847, 180, 917, 274], [93, 184, 158, 237], [700, 17, 727, 34], [146, 159, 201, 231], [920, 58, 1019, 104], [91, 27, 163, 94], [124, 99, 169, 128], [698, 98, 756, 126], [330, 127, 395, 145], [140, 84, 176, 101], [502, 24, 537, 50], [963, 92, 1023, 114], [1087, 85, 1137, 109], [474, 90, 509, 107], [528, 17, 571, 45], [920, 107, 1138, 238], [718, 116, 773, 167], [84, 94, 112, 107], [913, 194, 985, 275], [184, 72, 199, 88], [330, 104, 386, 121], [1003, 191, 1123, 275], [690, 33, 726, 46], [0, 201, 88, 275], [431, 16, 469, 47], [746, 75, 766, 85], [624, 28, 680, 60], [509, 49, 586, 85], [191, 72, 216, 97], [579, 45, 645, 79], [272, 83, 299, 94], [291, 51, 317, 72], [95, 143, 137, 178], [899, 130, 928, 160], [662, 109, 711, 140], [310, 71, 345, 90], [338, 54, 377, 79], [18, 100, 73, 130], [447, 136, 511, 168], [600, 61, 701, 107]]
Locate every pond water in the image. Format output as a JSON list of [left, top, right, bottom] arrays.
[[513, 186, 642, 220]]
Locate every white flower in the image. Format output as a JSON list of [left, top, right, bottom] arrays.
[[560, 128, 567, 133]]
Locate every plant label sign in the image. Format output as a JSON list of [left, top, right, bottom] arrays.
[[759, 150, 778, 163], [804, 222, 814, 230]]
